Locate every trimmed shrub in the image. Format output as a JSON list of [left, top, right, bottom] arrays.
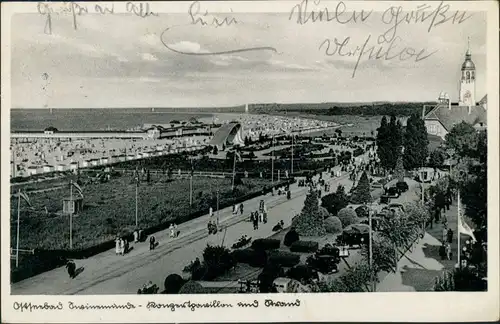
[[251, 238, 280, 251], [287, 265, 318, 283], [268, 251, 301, 267], [290, 240, 319, 253], [283, 228, 300, 247], [200, 244, 236, 280], [292, 190, 326, 236], [231, 249, 268, 267], [337, 207, 359, 227], [324, 216, 343, 234], [164, 274, 185, 294], [178, 280, 204, 294]]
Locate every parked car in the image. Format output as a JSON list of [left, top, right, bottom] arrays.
[[396, 181, 409, 192], [388, 203, 405, 213], [385, 187, 400, 198], [380, 195, 391, 204], [306, 254, 339, 274]]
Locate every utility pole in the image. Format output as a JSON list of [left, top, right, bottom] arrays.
[[271, 135, 275, 184], [291, 134, 294, 175], [16, 189, 21, 268], [368, 206, 375, 292]]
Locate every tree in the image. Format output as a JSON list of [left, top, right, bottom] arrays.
[[164, 274, 185, 294], [376, 116, 390, 170], [337, 207, 358, 227], [292, 190, 326, 236], [394, 154, 405, 182], [350, 171, 371, 204], [335, 129, 342, 137], [361, 237, 397, 273], [178, 281, 204, 294], [386, 115, 403, 170], [434, 268, 486, 291], [429, 149, 446, 170], [403, 113, 429, 170], [445, 121, 477, 157], [248, 151, 256, 160], [212, 146, 219, 155], [146, 169, 151, 183], [167, 168, 173, 180], [377, 211, 419, 271], [447, 128, 487, 228], [311, 262, 374, 292], [320, 185, 349, 216]]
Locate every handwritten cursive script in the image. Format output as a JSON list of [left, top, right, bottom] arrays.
[[189, 1, 237, 27], [379, 2, 473, 43], [160, 1, 279, 56], [289, 0, 372, 25], [37, 1, 157, 34], [320, 35, 437, 78]]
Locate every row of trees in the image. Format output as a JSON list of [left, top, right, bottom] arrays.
[[311, 201, 430, 292], [376, 114, 429, 171]]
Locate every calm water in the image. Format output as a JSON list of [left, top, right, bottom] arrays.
[[10, 109, 213, 132]]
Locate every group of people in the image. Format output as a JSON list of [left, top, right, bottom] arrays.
[[250, 210, 267, 230], [169, 223, 179, 238], [439, 225, 455, 260], [232, 203, 244, 215], [115, 237, 130, 255]]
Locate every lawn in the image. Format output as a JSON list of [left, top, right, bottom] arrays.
[[10, 175, 272, 250]]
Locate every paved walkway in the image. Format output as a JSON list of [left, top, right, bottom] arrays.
[[12, 166, 356, 295], [377, 199, 461, 292]]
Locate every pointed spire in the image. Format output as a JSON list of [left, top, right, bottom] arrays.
[[466, 37, 471, 56]]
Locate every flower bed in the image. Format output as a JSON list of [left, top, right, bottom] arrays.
[[10, 176, 274, 251]]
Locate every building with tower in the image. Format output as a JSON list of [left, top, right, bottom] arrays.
[[423, 40, 487, 140]]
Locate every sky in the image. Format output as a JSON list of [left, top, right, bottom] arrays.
[[10, 3, 487, 108]]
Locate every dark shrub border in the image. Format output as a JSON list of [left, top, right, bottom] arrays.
[[289, 240, 319, 253]]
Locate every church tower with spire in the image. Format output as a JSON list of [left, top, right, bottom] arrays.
[[458, 38, 476, 106]]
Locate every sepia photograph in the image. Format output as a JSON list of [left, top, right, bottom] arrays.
[[2, 0, 499, 323]]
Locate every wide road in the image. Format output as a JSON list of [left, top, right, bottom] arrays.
[[12, 165, 359, 295]]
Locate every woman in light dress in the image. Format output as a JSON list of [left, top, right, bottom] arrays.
[[119, 238, 125, 256], [115, 237, 120, 255]]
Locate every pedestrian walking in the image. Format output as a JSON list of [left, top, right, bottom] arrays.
[[149, 235, 156, 250], [252, 212, 259, 230], [66, 260, 76, 279], [447, 228, 453, 244], [446, 244, 452, 260], [240, 203, 244, 215], [169, 224, 175, 238], [119, 238, 125, 256], [133, 230, 139, 243], [442, 226, 448, 243], [124, 238, 129, 254], [115, 237, 120, 255]]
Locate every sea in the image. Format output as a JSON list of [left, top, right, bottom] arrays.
[[10, 109, 214, 132]]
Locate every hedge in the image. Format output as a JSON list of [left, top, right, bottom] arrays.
[[290, 240, 319, 253], [231, 249, 268, 267], [268, 251, 301, 267], [251, 238, 281, 251]]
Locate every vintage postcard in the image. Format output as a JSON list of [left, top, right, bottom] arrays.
[[1, 0, 499, 323]]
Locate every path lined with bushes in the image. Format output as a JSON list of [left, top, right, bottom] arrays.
[[12, 166, 358, 295]]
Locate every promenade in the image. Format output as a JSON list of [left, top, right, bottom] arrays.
[[12, 166, 355, 295]]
